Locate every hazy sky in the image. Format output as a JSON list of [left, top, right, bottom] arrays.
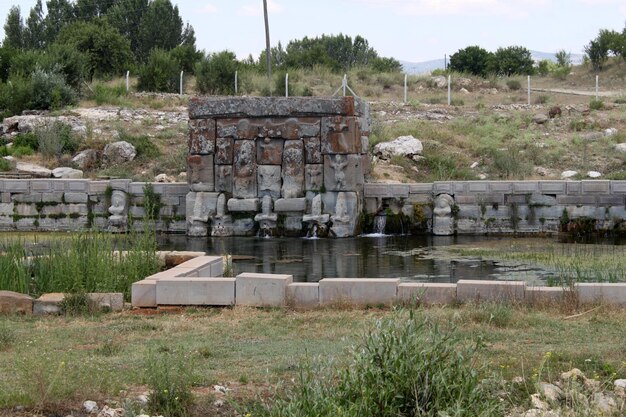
[[1, 0, 625, 62]]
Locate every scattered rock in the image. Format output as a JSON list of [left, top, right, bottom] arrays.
[[534, 167, 550, 177], [592, 392, 618, 414], [72, 149, 100, 170], [538, 382, 564, 402], [431, 76, 447, 88], [470, 161, 480, 169], [580, 132, 604, 141], [530, 393, 549, 410], [136, 394, 149, 405], [560, 368, 586, 381], [561, 170, 578, 179], [213, 399, 225, 408], [478, 173, 488, 180], [512, 376, 525, 384], [605, 127, 618, 137], [16, 162, 52, 178], [0, 291, 33, 315], [214, 384, 230, 393], [33, 293, 65, 315], [154, 173, 176, 183], [457, 78, 472, 87], [587, 171, 602, 178], [373, 135, 423, 160], [83, 400, 98, 414], [615, 379, 626, 398], [532, 114, 548, 125], [103, 141, 137, 165], [615, 143, 626, 154], [97, 406, 124, 417], [460, 88, 470, 95], [52, 167, 83, 179]]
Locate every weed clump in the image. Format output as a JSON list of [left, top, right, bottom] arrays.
[[259, 311, 501, 417], [145, 350, 194, 417]]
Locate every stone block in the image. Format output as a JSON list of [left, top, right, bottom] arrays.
[[130, 279, 157, 307], [287, 283, 319, 308], [597, 196, 624, 205], [581, 180, 610, 194], [275, 198, 306, 212], [566, 181, 582, 195], [155, 278, 234, 305], [406, 194, 432, 204], [432, 182, 453, 193], [257, 139, 284, 165], [455, 194, 476, 204], [42, 192, 64, 203], [232, 218, 256, 236], [321, 116, 360, 154], [4, 180, 29, 192], [227, 198, 259, 212], [512, 181, 539, 193], [258, 165, 282, 199], [453, 182, 468, 193], [33, 293, 64, 315], [215, 165, 233, 194], [1, 192, 10, 203], [188, 118, 216, 154], [468, 182, 490, 192], [189, 96, 359, 119], [187, 154, 215, 192], [87, 293, 124, 312], [177, 255, 224, 277], [283, 215, 304, 235], [0, 203, 13, 216], [556, 195, 597, 205], [0, 290, 33, 315], [282, 140, 305, 198], [611, 181, 626, 194], [304, 137, 322, 163], [456, 280, 526, 302], [397, 283, 457, 305], [64, 192, 88, 204], [361, 135, 369, 154], [327, 191, 359, 238], [15, 203, 37, 216], [30, 180, 52, 192], [319, 278, 399, 306], [12, 193, 42, 203], [489, 182, 513, 192], [576, 283, 626, 305], [160, 251, 206, 268], [408, 183, 434, 193], [539, 181, 566, 193], [324, 154, 363, 192], [185, 191, 219, 226], [88, 181, 110, 194], [215, 137, 234, 164], [236, 273, 293, 307], [525, 287, 564, 304], [217, 117, 319, 140], [305, 164, 324, 192], [233, 140, 257, 198]]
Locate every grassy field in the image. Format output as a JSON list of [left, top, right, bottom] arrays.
[[1, 304, 625, 416]]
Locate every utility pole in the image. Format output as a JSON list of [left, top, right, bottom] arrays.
[[263, 0, 272, 94]]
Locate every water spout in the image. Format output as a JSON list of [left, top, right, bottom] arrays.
[[373, 214, 387, 235]]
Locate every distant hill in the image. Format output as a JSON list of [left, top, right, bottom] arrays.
[[401, 50, 585, 74]]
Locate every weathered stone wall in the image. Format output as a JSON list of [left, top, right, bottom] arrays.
[[364, 180, 626, 235], [0, 179, 188, 232], [186, 96, 370, 238]]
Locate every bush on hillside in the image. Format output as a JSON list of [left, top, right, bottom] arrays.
[[195, 50, 238, 95], [137, 49, 179, 93], [30, 67, 77, 110]]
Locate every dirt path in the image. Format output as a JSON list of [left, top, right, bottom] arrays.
[[531, 87, 624, 97]]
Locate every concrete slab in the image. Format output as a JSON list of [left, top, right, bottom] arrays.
[[287, 283, 319, 308], [525, 286, 564, 304], [176, 256, 223, 277], [131, 280, 157, 307], [319, 278, 399, 306], [87, 293, 124, 312], [456, 280, 526, 302], [156, 278, 235, 306], [236, 273, 293, 307], [33, 293, 64, 315], [397, 283, 457, 305], [0, 291, 33, 315], [576, 283, 626, 305]]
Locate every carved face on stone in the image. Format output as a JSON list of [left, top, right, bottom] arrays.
[[433, 194, 454, 216], [109, 190, 127, 216]]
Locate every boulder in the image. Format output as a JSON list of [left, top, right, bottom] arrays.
[[16, 162, 52, 177], [72, 149, 99, 170], [605, 128, 618, 137], [615, 143, 626, 154], [532, 114, 548, 125], [154, 173, 176, 183], [561, 170, 578, 179], [538, 382, 564, 402], [587, 171, 602, 178], [0, 291, 33, 315], [373, 135, 423, 160], [431, 76, 447, 88], [103, 141, 136, 165], [52, 167, 83, 179], [614, 379, 626, 398], [33, 293, 64, 315]]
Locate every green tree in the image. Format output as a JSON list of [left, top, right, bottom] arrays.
[[585, 39, 609, 71], [137, 0, 185, 61], [554, 49, 571, 67], [3, 6, 24, 50], [195, 50, 238, 95], [169, 44, 202, 74], [55, 20, 133, 79], [490, 46, 534, 76], [449, 45, 493, 77], [74, 0, 118, 20], [24, 0, 46, 50], [0, 47, 17, 82], [137, 49, 179, 92], [371, 57, 402, 72], [44, 0, 76, 45], [106, 0, 149, 58]]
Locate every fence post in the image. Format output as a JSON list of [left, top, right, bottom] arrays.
[[595, 75, 599, 100], [180, 71, 184, 95], [126, 71, 130, 93], [447, 75, 451, 106], [343, 74, 347, 96], [404, 73, 408, 103], [235, 71, 238, 95], [527, 75, 531, 105], [285, 73, 289, 97]]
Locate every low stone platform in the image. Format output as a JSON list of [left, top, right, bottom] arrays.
[[129, 256, 626, 308]]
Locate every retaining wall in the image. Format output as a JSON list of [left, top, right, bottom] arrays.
[[130, 256, 626, 308], [0, 179, 188, 232], [364, 180, 626, 235]]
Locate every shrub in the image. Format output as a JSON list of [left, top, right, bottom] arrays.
[[30, 67, 77, 110], [0, 242, 29, 293], [195, 50, 238, 95], [506, 79, 522, 90], [0, 325, 16, 351], [12, 132, 38, 150], [145, 350, 194, 417], [260, 311, 502, 417], [35, 121, 78, 158], [0, 158, 12, 171], [0, 76, 33, 118], [117, 130, 160, 159], [589, 99, 604, 110], [138, 49, 179, 93], [59, 292, 92, 316], [92, 83, 128, 106], [10, 145, 34, 157]]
